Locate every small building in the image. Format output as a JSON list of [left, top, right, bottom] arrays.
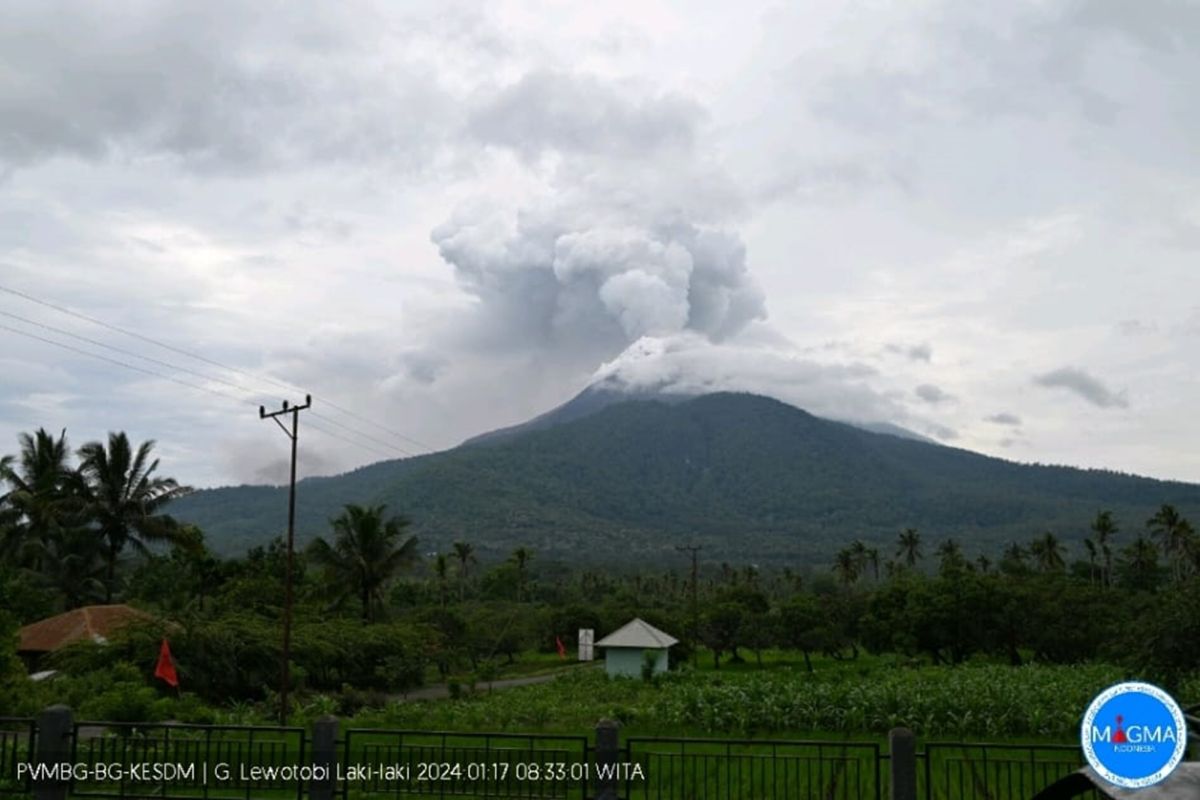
[[595, 618, 678, 678], [17, 604, 155, 668]]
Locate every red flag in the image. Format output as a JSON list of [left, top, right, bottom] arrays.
[[555, 636, 566, 660], [154, 638, 179, 688]]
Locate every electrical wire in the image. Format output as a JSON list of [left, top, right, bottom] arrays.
[[0, 281, 436, 453], [0, 321, 404, 461]]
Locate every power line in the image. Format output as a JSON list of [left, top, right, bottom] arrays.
[[308, 410, 418, 458], [0, 308, 270, 401], [0, 309, 412, 458], [0, 322, 401, 460], [0, 282, 300, 393], [0, 281, 436, 453], [312, 396, 434, 452]]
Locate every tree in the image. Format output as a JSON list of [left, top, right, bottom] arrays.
[[700, 602, 744, 669], [780, 594, 828, 672], [863, 547, 880, 582], [0, 428, 84, 572], [1089, 510, 1118, 588], [77, 432, 193, 602], [1117, 534, 1160, 592], [308, 504, 419, 622], [433, 554, 450, 608], [1147, 504, 1190, 583], [999, 542, 1029, 576], [1028, 532, 1065, 573], [896, 528, 922, 569], [1082, 538, 1098, 586], [935, 539, 965, 576], [509, 547, 533, 602], [833, 548, 859, 586], [451, 541, 476, 601]]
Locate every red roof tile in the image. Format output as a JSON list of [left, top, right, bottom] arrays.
[[17, 605, 155, 653]]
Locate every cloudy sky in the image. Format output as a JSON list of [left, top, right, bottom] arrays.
[[2, 0, 1198, 487]]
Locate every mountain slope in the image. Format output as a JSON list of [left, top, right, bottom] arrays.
[[171, 392, 1200, 563]]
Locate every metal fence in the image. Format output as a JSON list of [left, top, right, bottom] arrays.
[[4, 707, 1197, 799], [0, 717, 35, 799], [68, 721, 308, 800], [624, 737, 883, 800], [920, 742, 1100, 800]]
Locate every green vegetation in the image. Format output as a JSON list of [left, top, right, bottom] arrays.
[[3, 420, 1200, 746], [352, 662, 1200, 740], [169, 392, 1200, 563]]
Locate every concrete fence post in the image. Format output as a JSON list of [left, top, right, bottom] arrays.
[[309, 715, 339, 800], [889, 727, 917, 800], [33, 705, 73, 800], [593, 719, 621, 800]]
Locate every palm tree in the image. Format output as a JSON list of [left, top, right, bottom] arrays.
[[847, 539, 871, 581], [864, 547, 880, 582], [1147, 504, 1190, 582], [433, 554, 450, 607], [1119, 534, 1160, 590], [1000, 541, 1028, 573], [77, 432, 193, 602], [452, 540, 476, 600], [1082, 538, 1098, 586], [1029, 532, 1065, 573], [509, 546, 533, 602], [1177, 519, 1197, 580], [936, 538, 964, 574], [308, 504, 419, 622], [0, 428, 83, 570], [896, 528, 922, 568], [1090, 510, 1118, 588], [833, 548, 859, 586]]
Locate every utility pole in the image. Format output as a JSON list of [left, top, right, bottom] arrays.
[[260, 394, 311, 725], [676, 544, 702, 667]]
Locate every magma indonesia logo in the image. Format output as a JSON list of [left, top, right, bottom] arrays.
[[1081, 681, 1187, 789]]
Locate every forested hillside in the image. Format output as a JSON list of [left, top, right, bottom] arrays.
[[171, 392, 1200, 563]]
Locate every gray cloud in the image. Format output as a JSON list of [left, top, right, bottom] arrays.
[[1116, 319, 1157, 337], [886, 342, 933, 362], [0, 3, 457, 173], [1033, 367, 1129, 409], [985, 412, 1022, 426], [914, 383, 953, 404], [469, 70, 703, 159]]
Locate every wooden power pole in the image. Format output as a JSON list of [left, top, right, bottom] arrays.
[[260, 394, 311, 725], [676, 544, 702, 667]]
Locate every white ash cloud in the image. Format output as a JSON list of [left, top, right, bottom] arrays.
[[430, 70, 764, 367], [589, 332, 904, 426]]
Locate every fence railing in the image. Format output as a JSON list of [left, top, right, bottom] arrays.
[[0, 717, 36, 799], [624, 736, 883, 800], [3, 705, 1197, 799], [69, 721, 308, 800], [920, 741, 1100, 800]]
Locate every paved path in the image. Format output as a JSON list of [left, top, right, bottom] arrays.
[[394, 663, 600, 702]]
